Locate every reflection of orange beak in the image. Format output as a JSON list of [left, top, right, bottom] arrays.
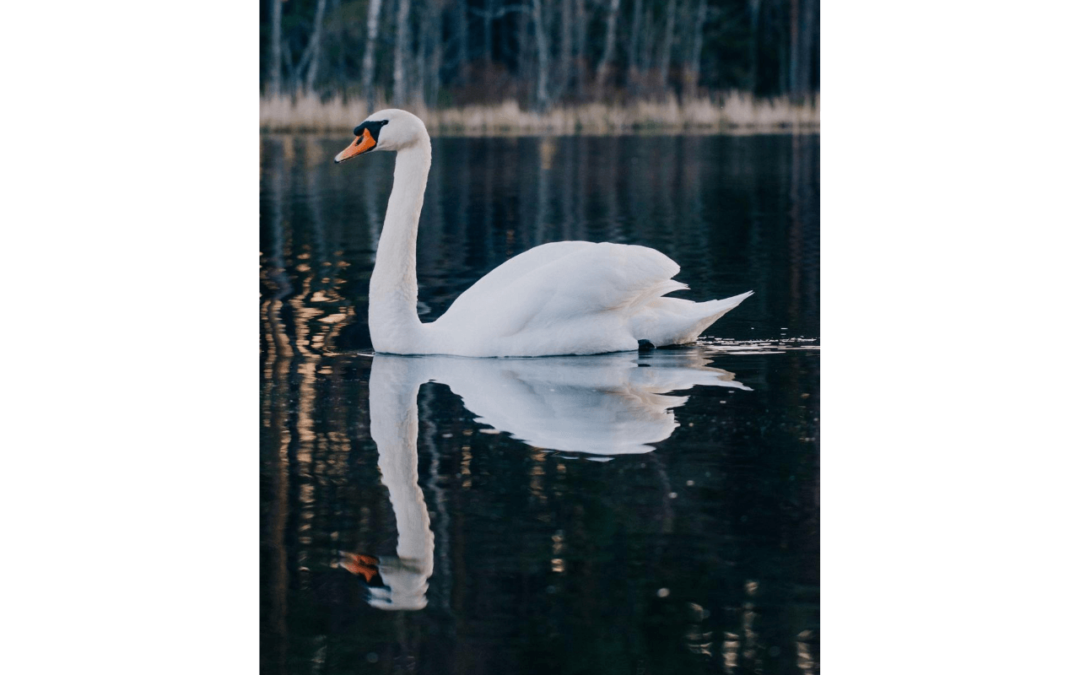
[[334, 128, 377, 163], [341, 552, 380, 582]]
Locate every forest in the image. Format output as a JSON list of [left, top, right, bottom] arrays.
[[260, 0, 819, 131]]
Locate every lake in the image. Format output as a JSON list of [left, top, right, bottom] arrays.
[[260, 133, 819, 674]]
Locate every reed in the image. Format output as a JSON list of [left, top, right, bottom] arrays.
[[259, 92, 819, 134]]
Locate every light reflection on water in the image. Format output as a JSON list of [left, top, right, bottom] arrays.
[[261, 134, 819, 674]]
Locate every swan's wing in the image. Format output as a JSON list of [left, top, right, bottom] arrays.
[[442, 240, 594, 309], [434, 241, 681, 339]]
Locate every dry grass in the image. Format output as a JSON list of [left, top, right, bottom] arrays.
[[259, 92, 819, 135]]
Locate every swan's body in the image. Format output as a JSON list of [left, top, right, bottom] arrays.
[[336, 110, 752, 357]]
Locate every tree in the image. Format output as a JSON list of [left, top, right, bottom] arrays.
[[451, 0, 468, 85], [362, 0, 384, 111], [684, 0, 708, 97], [748, 0, 761, 92], [556, 0, 573, 99], [594, 0, 621, 93], [573, 0, 587, 96], [260, 0, 819, 106], [394, 0, 412, 107], [483, 0, 496, 63], [793, 0, 817, 97], [269, 0, 283, 96], [627, 0, 644, 83], [417, 0, 444, 107], [304, 0, 328, 93], [532, 0, 552, 111], [658, 0, 678, 90]]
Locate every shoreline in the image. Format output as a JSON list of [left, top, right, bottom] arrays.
[[260, 93, 819, 135]]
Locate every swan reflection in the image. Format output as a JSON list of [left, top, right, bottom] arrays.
[[340, 349, 748, 610]]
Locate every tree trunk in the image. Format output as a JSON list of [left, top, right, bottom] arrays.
[[552, 0, 570, 98], [657, 0, 677, 91], [483, 0, 495, 63], [454, 0, 468, 85], [628, 0, 643, 81], [430, 9, 443, 107], [505, 7, 522, 74], [797, 0, 816, 96], [640, 5, 654, 72], [361, 0, 384, 112], [531, 0, 551, 111], [418, 0, 442, 107], [684, 0, 707, 97], [331, 0, 345, 85], [417, 0, 430, 105], [788, 0, 798, 96], [305, 0, 328, 94], [283, 40, 296, 90], [748, 0, 760, 92], [573, 0, 586, 96], [269, 0, 283, 96], [557, 0, 574, 98], [394, 0, 412, 107], [594, 0, 620, 93]]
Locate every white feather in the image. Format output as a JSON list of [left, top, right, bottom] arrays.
[[353, 109, 752, 357]]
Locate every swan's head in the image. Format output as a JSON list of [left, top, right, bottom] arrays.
[[334, 109, 429, 163]]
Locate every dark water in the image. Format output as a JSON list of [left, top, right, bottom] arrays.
[[260, 134, 819, 674]]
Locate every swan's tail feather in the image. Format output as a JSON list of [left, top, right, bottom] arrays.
[[632, 290, 753, 347], [702, 290, 754, 315]]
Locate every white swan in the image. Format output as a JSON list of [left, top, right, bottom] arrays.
[[337, 349, 747, 609], [401, 350, 750, 455], [335, 109, 753, 357]]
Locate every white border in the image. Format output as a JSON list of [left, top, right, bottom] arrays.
[[4, 1, 257, 672], [3, 1, 1080, 673], [826, 1, 1080, 672]]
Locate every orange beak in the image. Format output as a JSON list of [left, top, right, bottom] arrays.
[[335, 128, 377, 163]]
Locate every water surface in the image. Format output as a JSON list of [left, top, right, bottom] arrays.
[[260, 134, 819, 674]]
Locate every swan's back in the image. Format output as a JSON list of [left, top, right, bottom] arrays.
[[431, 241, 685, 356]]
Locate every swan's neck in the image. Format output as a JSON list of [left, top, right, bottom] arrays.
[[369, 140, 432, 352], [369, 357, 435, 607]]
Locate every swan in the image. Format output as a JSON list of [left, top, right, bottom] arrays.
[[397, 350, 750, 455], [337, 349, 747, 608], [335, 109, 753, 357], [338, 355, 435, 611]]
